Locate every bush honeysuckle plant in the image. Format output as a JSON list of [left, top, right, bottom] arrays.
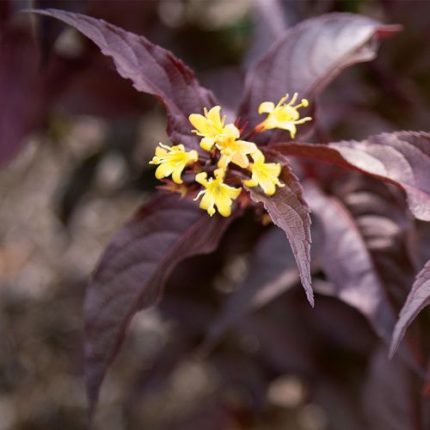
[[29, 8, 430, 419]]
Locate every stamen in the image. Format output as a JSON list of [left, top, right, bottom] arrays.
[[287, 92, 298, 106], [294, 99, 309, 109], [194, 190, 205, 201], [277, 93, 289, 107], [294, 116, 312, 125]]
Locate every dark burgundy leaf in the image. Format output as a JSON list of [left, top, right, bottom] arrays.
[[244, 0, 287, 67], [305, 182, 395, 340], [0, 24, 44, 165], [363, 346, 422, 430], [237, 313, 317, 375], [29, 8, 217, 150], [249, 165, 313, 306], [336, 177, 418, 308], [85, 193, 231, 412], [0, 13, 93, 166], [239, 13, 400, 134], [207, 227, 299, 345], [272, 131, 430, 221], [390, 260, 430, 357], [0, 0, 10, 26]]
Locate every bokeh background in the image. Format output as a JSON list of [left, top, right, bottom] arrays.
[[1, 0, 430, 429]]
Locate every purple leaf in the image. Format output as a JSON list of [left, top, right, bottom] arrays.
[[237, 313, 317, 375], [248, 165, 313, 306], [305, 182, 395, 340], [272, 131, 430, 221], [337, 178, 418, 304], [1, 12, 104, 166], [207, 227, 299, 345], [244, 0, 287, 67], [239, 13, 400, 133], [363, 347, 422, 430], [389, 260, 430, 357], [29, 8, 217, 150], [0, 25, 43, 165], [85, 193, 231, 412]]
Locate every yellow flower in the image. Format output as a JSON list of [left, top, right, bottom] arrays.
[[257, 93, 312, 138], [189, 106, 240, 151], [149, 143, 198, 184], [195, 169, 241, 217], [217, 138, 258, 169], [243, 150, 284, 196]]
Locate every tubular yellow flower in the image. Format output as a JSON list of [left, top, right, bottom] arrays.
[[243, 150, 284, 196], [189, 106, 240, 151], [149, 143, 198, 184], [217, 138, 258, 169], [257, 93, 312, 138], [195, 169, 241, 217]]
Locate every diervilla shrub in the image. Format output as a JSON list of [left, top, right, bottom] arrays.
[[29, 7, 430, 423]]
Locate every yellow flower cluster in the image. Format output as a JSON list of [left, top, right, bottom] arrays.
[[150, 94, 311, 217]]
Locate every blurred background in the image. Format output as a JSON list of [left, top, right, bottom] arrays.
[[1, 0, 430, 429]]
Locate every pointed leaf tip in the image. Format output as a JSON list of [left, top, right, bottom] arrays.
[[248, 165, 314, 306], [389, 260, 430, 358]]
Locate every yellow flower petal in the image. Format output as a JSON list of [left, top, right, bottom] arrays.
[[231, 152, 249, 169], [171, 168, 183, 185], [218, 154, 230, 170], [224, 123, 240, 139], [154, 146, 167, 157], [200, 136, 216, 151], [216, 197, 232, 217], [250, 149, 265, 163], [155, 163, 174, 180], [258, 101, 275, 114], [200, 191, 216, 216], [259, 177, 277, 196], [195, 171, 208, 186], [206, 106, 224, 127], [189, 113, 214, 136]]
